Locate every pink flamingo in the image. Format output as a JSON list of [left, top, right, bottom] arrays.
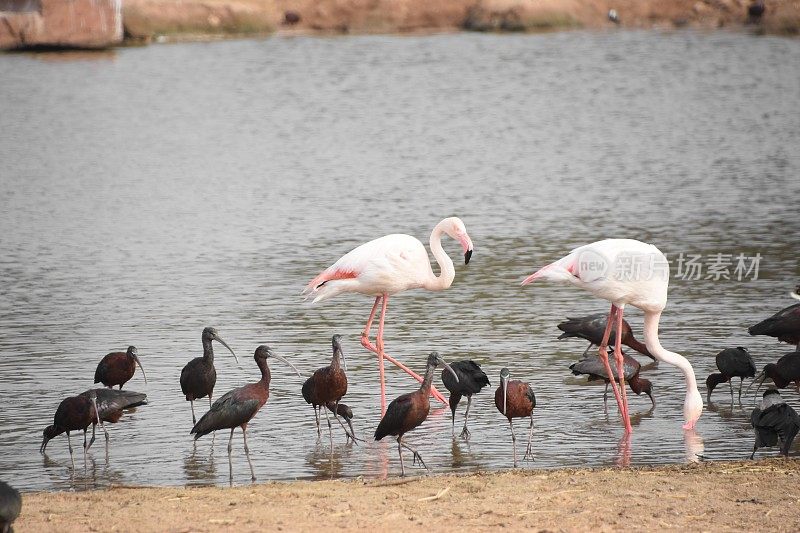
[[521, 238, 702, 433], [303, 217, 474, 414]]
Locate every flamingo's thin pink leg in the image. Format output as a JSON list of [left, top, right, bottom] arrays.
[[376, 295, 389, 415], [598, 304, 626, 425], [363, 295, 447, 408], [614, 306, 632, 433], [377, 295, 448, 405], [360, 296, 382, 349]]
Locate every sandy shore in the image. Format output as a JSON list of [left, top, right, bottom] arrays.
[[121, 0, 800, 44], [15, 459, 800, 532]]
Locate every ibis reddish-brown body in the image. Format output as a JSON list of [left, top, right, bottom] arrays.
[[495, 381, 535, 420], [94, 346, 145, 389], [494, 369, 536, 467], [190, 345, 297, 482], [302, 335, 349, 443], [39, 394, 101, 469], [375, 352, 458, 476]]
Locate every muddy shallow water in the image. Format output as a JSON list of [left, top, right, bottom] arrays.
[[0, 30, 798, 491]]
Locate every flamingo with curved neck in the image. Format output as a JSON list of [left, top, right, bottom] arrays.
[[303, 217, 474, 414], [522, 238, 702, 433]]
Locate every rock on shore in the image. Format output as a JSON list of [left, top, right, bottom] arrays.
[[0, 0, 123, 50]]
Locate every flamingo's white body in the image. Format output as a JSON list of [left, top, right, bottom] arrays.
[[304, 217, 474, 414], [522, 239, 702, 432]]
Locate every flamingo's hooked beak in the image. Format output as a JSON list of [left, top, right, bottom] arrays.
[[459, 234, 474, 265], [214, 335, 240, 365]]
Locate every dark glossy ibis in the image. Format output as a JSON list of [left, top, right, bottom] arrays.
[[570, 350, 655, 409], [495, 368, 536, 467], [750, 389, 800, 459], [705, 347, 757, 403], [40, 391, 101, 469], [180, 327, 239, 424], [326, 402, 357, 442], [191, 345, 300, 482], [748, 303, 800, 351], [749, 351, 800, 397], [94, 345, 147, 389], [78, 388, 147, 449], [301, 334, 351, 447], [374, 352, 458, 476], [440, 360, 490, 439], [557, 313, 654, 360], [0, 481, 21, 533]]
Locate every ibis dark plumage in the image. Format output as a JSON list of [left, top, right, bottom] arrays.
[[440, 360, 490, 439], [750, 389, 800, 459], [326, 402, 357, 442], [94, 346, 147, 389], [494, 368, 536, 467], [78, 388, 147, 449], [570, 351, 655, 408], [191, 345, 300, 482], [374, 352, 459, 476], [750, 351, 800, 397], [40, 391, 102, 469], [180, 327, 239, 424], [301, 335, 351, 446], [748, 303, 800, 351], [557, 313, 655, 360], [705, 347, 757, 403], [0, 480, 21, 533]]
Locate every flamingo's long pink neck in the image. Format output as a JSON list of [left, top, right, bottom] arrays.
[[425, 222, 455, 292], [643, 311, 698, 392]]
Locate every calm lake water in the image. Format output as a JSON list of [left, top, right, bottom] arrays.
[[0, 30, 798, 492]]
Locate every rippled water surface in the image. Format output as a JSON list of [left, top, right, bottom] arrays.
[[1, 31, 799, 491]]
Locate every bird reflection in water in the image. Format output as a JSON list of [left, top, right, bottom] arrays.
[[684, 429, 704, 463], [184, 441, 218, 485], [305, 443, 354, 479]]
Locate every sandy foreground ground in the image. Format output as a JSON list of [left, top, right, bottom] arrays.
[[16, 459, 800, 532]]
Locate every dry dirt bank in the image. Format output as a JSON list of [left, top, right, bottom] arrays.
[[16, 459, 800, 532], [121, 0, 800, 43]]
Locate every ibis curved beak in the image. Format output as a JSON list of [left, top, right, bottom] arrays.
[[746, 372, 766, 402], [441, 360, 459, 383], [133, 355, 148, 385], [91, 395, 101, 426], [333, 342, 347, 372], [647, 390, 656, 408], [274, 352, 302, 377], [40, 430, 50, 454], [215, 336, 239, 365], [502, 377, 508, 415]]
